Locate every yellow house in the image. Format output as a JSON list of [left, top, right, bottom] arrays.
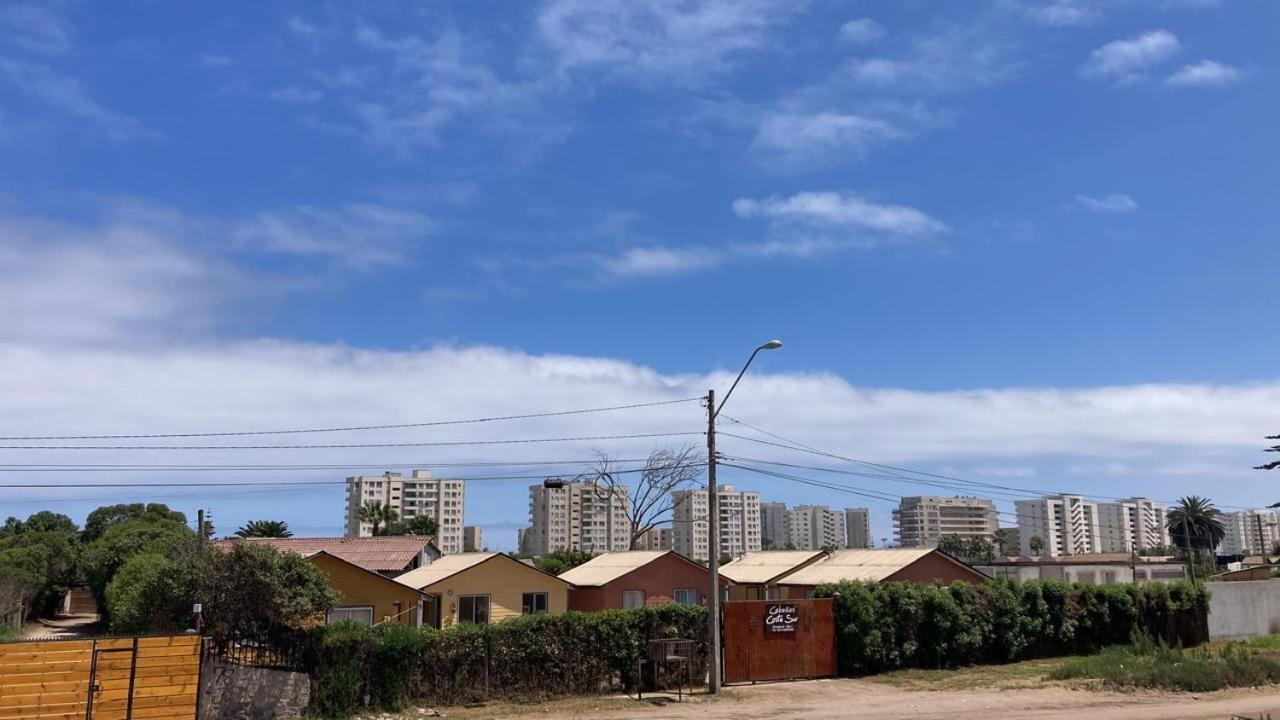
[[395, 552, 571, 626], [306, 550, 435, 628]]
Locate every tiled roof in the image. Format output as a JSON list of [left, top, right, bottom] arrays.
[[212, 536, 433, 574], [396, 552, 573, 590], [778, 548, 937, 585], [719, 551, 825, 584], [558, 551, 672, 586]]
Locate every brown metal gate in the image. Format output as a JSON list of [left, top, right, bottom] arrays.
[[722, 599, 836, 684]]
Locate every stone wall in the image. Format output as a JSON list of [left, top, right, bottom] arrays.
[[200, 656, 310, 720], [1207, 579, 1280, 640]]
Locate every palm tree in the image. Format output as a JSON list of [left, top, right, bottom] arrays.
[[1029, 535, 1045, 557], [1167, 495, 1226, 564], [358, 501, 398, 536], [234, 520, 292, 538], [993, 529, 1011, 557]]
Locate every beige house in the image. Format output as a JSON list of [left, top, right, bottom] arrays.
[[396, 552, 571, 626], [720, 550, 826, 600]]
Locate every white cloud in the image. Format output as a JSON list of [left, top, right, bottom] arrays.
[[197, 53, 235, 68], [838, 18, 884, 45], [0, 58, 149, 140], [1166, 59, 1243, 87], [1026, 1, 1101, 27], [1081, 29, 1180, 83], [599, 245, 724, 276], [0, 4, 72, 55], [232, 202, 434, 270], [268, 86, 324, 103], [843, 21, 1020, 92], [536, 0, 799, 83], [748, 111, 909, 166], [733, 192, 947, 236], [1073, 193, 1140, 213], [288, 16, 319, 36]]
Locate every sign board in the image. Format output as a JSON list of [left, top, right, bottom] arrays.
[[764, 603, 798, 633]]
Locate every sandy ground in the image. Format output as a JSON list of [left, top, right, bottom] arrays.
[[414, 679, 1280, 720], [21, 613, 102, 640]]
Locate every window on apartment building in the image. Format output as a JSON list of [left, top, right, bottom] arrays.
[[672, 589, 698, 605], [458, 595, 490, 624], [622, 590, 645, 609], [522, 592, 549, 615], [326, 606, 374, 626]]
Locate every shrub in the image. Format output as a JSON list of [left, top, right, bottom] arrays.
[[814, 579, 1208, 676], [306, 603, 708, 718]]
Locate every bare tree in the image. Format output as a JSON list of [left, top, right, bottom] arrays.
[[590, 446, 704, 550]]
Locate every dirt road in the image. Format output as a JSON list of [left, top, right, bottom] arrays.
[[436, 679, 1280, 720]]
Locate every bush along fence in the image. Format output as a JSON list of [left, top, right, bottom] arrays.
[[305, 604, 707, 718], [814, 579, 1210, 676]]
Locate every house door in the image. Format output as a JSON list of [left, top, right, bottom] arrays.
[[722, 599, 836, 684]]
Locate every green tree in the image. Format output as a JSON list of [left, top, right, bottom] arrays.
[[382, 515, 438, 537], [82, 503, 186, 543], [937, 535, 994, 564], [105, 541, 205, 634], [0, 512, 78, 538], [81, 516, 193, 614], [993, 529, 1011, 557], [357, 502, 398, 536], [533, 550, 596, 576], [200, 543, 339, 637], [0, 511, 80, 619], [1029, 535, 1045, 557], [1167, 495, 1226, 560], [1257, 434, 1278, 471], [235, 520, 293, 538]]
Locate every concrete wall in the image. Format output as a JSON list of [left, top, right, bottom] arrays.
[[199, 656, 309, 720], [1208, 579, 1280, 640]]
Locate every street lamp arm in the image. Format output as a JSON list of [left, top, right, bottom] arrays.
[[714, 340, 782, 419]]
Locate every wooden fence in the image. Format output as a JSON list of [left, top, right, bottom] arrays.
[[0, 635, 201, 720]]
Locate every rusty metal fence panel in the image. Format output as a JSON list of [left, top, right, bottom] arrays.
[[722, 599, 836, 684]]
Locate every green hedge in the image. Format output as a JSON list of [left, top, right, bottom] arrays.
[[306, 604, 707, 718], [813, 579, 1209, 676]]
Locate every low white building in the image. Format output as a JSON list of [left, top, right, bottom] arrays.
[[975, 553, 1189, 584]]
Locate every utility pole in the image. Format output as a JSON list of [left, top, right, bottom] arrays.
[[706, 388, 721, 694], [197, 508, 206, 545]]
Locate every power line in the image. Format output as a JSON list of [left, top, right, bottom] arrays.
[[0, 431, 703, 451], [0, 458, 660, 472], [0, 397, 703, 440]]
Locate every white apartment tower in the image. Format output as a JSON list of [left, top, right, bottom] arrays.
[[845, 507, 872, 549], [344, 470, 466, 553], [1097, 498, 1170, 553], [524, 481, 632, 554], [760, 501, 789, 549], [893, 496, 998, 548], [1015, 495, 1101, 557], [672, 485, 762, 561], [1220, 510, 1280, 556], [788, 505, 847, 551]]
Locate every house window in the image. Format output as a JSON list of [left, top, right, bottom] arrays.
[[458, 595, 490, 624], [326, 606, 374, 626], [622, 590, 645, 609], [673, 589, 698, 605], [522, 592, 549, 615]]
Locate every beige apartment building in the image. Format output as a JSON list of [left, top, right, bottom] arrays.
[[635, 526, 674, 551], [463, 525, 483, 552], [760, 501, 789, 549], [523, 480, 631, 554], [1097, 497, 1170, 554], [788, 505, 847, 551], [672, 485, 762, 561], [893, 496, 998, 548], [344, 470, 466, 554], [1015, 494, 1101, 557], [845, 507, 872, 549]]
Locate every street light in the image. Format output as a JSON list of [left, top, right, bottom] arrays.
[[706, 339, 782, 694]]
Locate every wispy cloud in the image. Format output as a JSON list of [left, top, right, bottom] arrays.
[[0, 58, 150, 140], [733, 191, 947, 236], [268, 86, 323, 103], [196, 53, 235, 68], [748, 110, 909, 167], [1072, 193, 1139, 213], [1081, 29, 1180, 83], [843, 20, 1021, 92], [535, 0, 800, 84], [232, 202, 434, 270], [0, 4, 72, 55], [1025, 1, 1101, 27], [837, 18, 884, 45], [1165, 59, 1242, 87]]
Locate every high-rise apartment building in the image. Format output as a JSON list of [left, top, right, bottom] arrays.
[[1015, 495, 1101, 557], [463, 526, 483, 552], [523, 481, 631, 555], [760, 501, 789, 549], [344, 470, 466, 553], [893, 496, 998, 548], [672, 485, 761, 561], [1220, 510, 1280, 556], [788, 505, 847, 551], [635, 526, 674, 551], [1097, 498, 1170, 553], [845, 508, 872, 549]]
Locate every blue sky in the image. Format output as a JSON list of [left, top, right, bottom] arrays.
[[1, 1, 1276, 548]]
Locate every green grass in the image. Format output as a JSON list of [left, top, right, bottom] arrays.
[[1242, 634, 1280, 651], [0, 626, 19, 642], [1050, 641, 1280, 692], [871, 658, 1071, 691]]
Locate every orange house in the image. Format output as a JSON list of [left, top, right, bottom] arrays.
[[306, 550, 435, 627], [559, 551, 724, 611]]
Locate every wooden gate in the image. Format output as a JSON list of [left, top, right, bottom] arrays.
[[0, 635, 201, 720], [722, 599, 836, 684]]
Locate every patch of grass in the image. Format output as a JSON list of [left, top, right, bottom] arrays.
[[870, 658, 1071, 691], [1050, 642, 1280, 692], [1242, 635, 1280, 651], [0, 626, 19, 642]]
